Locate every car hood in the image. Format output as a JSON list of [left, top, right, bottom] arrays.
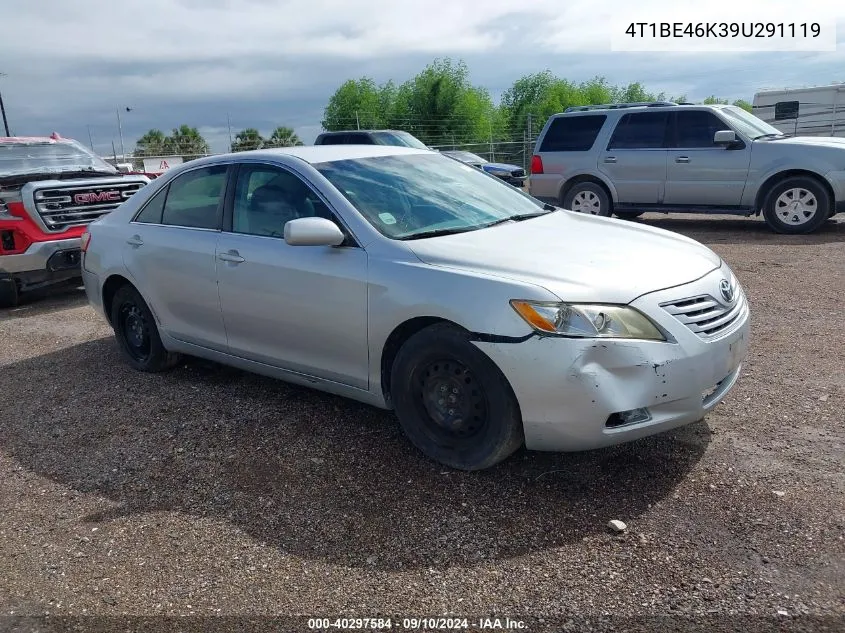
[[482, 162, 522, 173], [405, 211, 722, 304], [766, 135, 845, 149]]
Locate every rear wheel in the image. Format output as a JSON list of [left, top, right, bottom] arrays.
[[390, 323, 523, 471], [0, 274, 19, 309], [762, 176, 831, 234], [110, 284, 179, 372], [563, 182, 612, 217]]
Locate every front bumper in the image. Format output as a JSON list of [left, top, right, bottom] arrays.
[[474, 268, 750, 452], [0, 238, 82, 274]]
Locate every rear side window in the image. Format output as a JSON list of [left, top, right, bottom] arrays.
[[539, 115, 606, 152], [318, 134, 347, 145], [345, 133, 374, 144], [673, 111, 732, 148], [133, 186, 167, 224], [607, 112, 670, 149], [161, 165, 227, 229]]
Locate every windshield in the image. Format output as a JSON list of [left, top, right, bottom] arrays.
[[0, 139, 117, 177], [719, 106, 784, 139], [314, 153, 546, 239], [372, 131, 429, 149], [445, 151, 487, 164]]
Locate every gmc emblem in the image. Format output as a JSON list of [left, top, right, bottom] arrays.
[[74, 191, 121, 204]]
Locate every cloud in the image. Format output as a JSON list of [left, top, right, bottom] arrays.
[[0, 0, 842, 153]]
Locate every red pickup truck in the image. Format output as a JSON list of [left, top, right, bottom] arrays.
[[0, 134, 149, 307]]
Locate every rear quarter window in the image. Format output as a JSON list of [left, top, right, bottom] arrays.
[[539, 115, 607, 152]]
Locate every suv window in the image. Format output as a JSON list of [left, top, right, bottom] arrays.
[[345, 133, 373, 144], [607, 112, 670, 149], [318, 134, 348, 145], [231, 164, 335, 238], [161, 165, 227, 229], [673, 111, 731, 148], [540, 115, 606, 152]]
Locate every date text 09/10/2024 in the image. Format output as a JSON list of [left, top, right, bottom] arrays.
[[307, 617, 527, 630]]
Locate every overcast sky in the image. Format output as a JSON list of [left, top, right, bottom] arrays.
[[1, 0, 843, 154]]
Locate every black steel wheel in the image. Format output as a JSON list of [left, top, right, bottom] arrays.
[[391, 323, 523, 470], [110, 284, 179, 372]]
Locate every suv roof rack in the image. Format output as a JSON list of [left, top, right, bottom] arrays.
[[563, 101, 678, 113]]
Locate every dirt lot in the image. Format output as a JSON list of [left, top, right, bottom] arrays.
[[1, 214, 843, 633]]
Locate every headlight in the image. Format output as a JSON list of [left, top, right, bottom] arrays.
[[510, 300, 666, 341]]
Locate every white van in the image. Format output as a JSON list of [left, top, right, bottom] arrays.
[[752, 83, 845, 137]]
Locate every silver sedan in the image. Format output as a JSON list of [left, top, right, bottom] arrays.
[[81, 146, 750, 470]]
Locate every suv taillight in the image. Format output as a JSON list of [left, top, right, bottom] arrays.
[[530, 155, 544, 175], [80, 231, 92, 253]]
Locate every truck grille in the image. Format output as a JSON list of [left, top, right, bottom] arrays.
[[660, 286, 747, 339], [32, 181, 145, 232]]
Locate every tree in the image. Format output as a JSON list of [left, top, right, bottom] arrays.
[[265, 126, 303, 147], [166, 125, 209, 156], [230, 128, 264, 152], [732, 99, 753, 112], [134, 129, 168, 156], [322, 78, 388, 130]]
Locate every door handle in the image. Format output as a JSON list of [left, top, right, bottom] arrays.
[[675, 156, 690, 163], [126, 235, 143, 247], [218, 251, 245, 264], [604, 156, 617, 163]]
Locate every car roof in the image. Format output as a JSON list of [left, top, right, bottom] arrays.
[[317, 129, 409, 135], [202, 145, 432, 165]]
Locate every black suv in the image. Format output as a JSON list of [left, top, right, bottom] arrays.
[[314, 130, 428, 149]]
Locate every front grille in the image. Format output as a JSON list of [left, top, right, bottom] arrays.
[[32, 181, 145, 232], [660, 286, 747, 339], [511, 169, 526, 178]]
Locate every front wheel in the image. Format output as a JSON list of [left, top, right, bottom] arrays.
[[390, 323, 524, 471], [762, 177, 831, 234], [0, 274, 19, 309], [110, 284, 179, 372], [562, 182, 612, 217]]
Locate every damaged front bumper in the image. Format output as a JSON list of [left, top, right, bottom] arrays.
[[474, 269, 751, 452]]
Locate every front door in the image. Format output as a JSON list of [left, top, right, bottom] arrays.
[[597, 111, 670, 204], [664, 110, 752, 206], [215, 162, 369, 389]]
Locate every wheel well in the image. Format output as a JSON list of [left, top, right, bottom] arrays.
[[559, 175, 613, 208], [380, 316, 460, 405], [755, 170, 834, 214], [101, 274, 133, 325]]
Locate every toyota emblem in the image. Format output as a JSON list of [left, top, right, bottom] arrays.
[[719, 279, 735, 303]]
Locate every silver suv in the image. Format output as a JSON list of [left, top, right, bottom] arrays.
[[529, 101, 845, 234]]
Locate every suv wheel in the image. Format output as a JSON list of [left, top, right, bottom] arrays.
[[762, 177, 831, 234], [563, 182, 612, 217]]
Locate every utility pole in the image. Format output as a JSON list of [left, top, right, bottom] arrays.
[[87, 125, 95, 151], [355, 111, 360, 130], [226, 112, 233, 150], [0, 72, 10, 136], [116, 106, 131, 163]]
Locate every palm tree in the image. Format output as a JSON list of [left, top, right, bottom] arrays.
[[230, 128, 265, 152], [166, 125, 210, 157], [134, 129, 168, 156], [265, 126, 303, 148]]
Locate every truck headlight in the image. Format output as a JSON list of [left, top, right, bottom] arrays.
[[510, 300, 666, 341]]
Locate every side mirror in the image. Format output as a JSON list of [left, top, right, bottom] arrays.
[[284, 217, 346, 247], [714, 130, 737, 146]]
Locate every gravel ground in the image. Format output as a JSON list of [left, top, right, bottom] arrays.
[[0, 214, 843, 633]]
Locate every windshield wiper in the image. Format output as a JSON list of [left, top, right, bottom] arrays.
[[400, 208, 555, 240], [399, 226, 479, 241]]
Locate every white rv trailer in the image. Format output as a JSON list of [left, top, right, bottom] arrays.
[[752, 84, 845, 137]]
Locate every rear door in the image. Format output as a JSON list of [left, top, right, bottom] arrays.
[[664, 110, 752, 206], [598, 112, 670, 204], [123, 164, 231, 351]]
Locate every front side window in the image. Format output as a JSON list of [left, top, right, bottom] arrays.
[[161, 165, 227, 229], [607, 112, 670, 150], [231, 164, 333, 238], [673, 111, 732, 148], [314, 153, 545, 240]]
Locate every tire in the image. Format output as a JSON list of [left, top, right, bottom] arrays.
[[562, 182, 612, 217], [762, 176, 831, 234], [390, 323, 524, 471], [110, 284, 179, 372], [0, 274, 19, 309], [614, 211, 644, 220]]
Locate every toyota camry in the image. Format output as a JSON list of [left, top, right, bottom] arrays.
[[81, 145, 750, 470]]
